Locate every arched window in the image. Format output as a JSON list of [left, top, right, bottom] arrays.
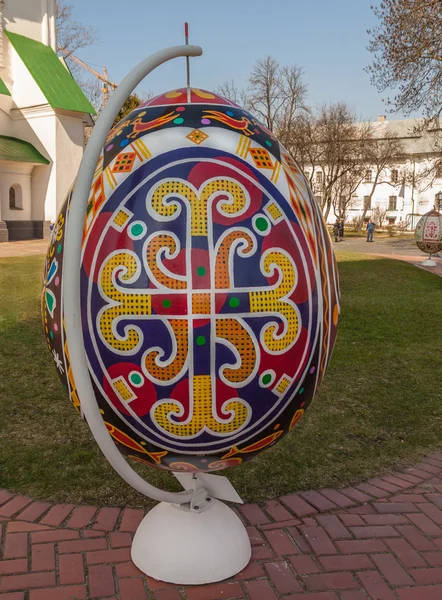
[[9, 187, 16, 209], [9, 185, 22, 210]]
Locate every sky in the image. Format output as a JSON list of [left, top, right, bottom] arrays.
[[69, 0, 420, 121]]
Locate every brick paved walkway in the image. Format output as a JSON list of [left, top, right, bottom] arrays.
[[4, 454, 442, 598]]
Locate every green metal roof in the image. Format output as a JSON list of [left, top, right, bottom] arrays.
[[5, 31, 96, 115], [0, 136, 50, 164], [0, 76, 11, 96]]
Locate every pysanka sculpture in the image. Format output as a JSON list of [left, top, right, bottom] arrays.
[[414, 209, 442, 267], [42, 38, 339, 585]]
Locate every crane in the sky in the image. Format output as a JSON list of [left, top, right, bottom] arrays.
[[59, 48, 118, 106]]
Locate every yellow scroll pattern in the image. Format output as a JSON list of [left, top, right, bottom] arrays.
[[99, 251, 151, 352], [145, 233, 186, 289], [144, 319, 188, 382], [249, 251, 298, 352], [216, 319, 256, 383], [153, 375, 249, 437], [149, 179, 249, 237]]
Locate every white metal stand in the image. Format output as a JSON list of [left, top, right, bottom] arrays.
[[132, 499, 251, 584], [61, 44, 252, 584], [422, 255, 437, 267]]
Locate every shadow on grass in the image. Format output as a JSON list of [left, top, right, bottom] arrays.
[[0, 254, 441, 507]]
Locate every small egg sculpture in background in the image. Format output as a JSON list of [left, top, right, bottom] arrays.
[[42, 88, 340, 475], [414, 209, 442, 259]]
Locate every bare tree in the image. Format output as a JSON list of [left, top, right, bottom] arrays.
[[372, 205, 387, 228], [358, 133, 405, 227], [247, 56, 307, 135], [216, 80, 249, 108], [290, 103, 371, 221], [367, 0, 442, 119]]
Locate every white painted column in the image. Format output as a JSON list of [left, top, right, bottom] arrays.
[[0, 1, 4, 68], [41, 0, 49, 46], [49, 0, 56, 51]]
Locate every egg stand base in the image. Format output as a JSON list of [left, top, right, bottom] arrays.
[[131, 497, 251, 585], [422, 258, 437, 266]]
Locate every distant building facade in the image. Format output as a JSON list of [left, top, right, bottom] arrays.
[[304, 116, 442, 228], [0, 0, 95, 241]]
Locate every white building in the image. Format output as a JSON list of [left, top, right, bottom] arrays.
[[0, 0, 95, 241], [305, 117, 442, 228]]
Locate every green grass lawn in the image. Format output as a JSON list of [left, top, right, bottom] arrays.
[[0, 253, 441, 509]]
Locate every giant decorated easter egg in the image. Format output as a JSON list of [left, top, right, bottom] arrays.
[[42, 88, 340, 473], [415, 209, 442, 255]]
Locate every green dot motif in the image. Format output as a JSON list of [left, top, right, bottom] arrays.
[[162, 299, 171, 308], [131, 223, 144, 237], [261, 373, 272, 386], [229, 297, 240, 308], [255, 217, 269, 232], [130, 372, 143, 386], [196, 336, 206, 346], [196, 266, 206, 277]]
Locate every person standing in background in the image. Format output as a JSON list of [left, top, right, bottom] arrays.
[[333, 219, 340, 242], [338, 219, 345, 242], [366, 219, 375, 242]]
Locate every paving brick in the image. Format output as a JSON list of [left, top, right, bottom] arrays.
[[298, 491, 337, 511], [371, 553, 414, 585], [0, 571, 55, 591], [246, 526, 264, 545], [31, 543, 55, 571], [115, 561, 143, 578], [119, 508, 145, 532], [58, 537, 107, 553], [88, 564, 115, 597], [265, 560, 302, 593], [316, 515, 352, 539], [3, 532, 28, 559], [32, 530, 79, 544], [385, 537, 427, 567], [356, 570, 397, 600], [154, 591, 183, 600], [396, 524, 437, 551], [7, 522, 50, 533], [109, 531, 132, 548], [398, 584, 442, 599], [422, 551, 442, 566], [0, 496, 32, 518], [355, 482, 389, 498], [381, 475, 414, 489], [82, 530, 105, 538], [235, 561, 265, 579], [319, 554, 373, 571], [86, 547, 131, 564], [414, 462, 441, 474], [424, 494, 442, 509], [407, 468, 433, 480], [409, 567, 442, 584], [317, 488, 355, 508], [289, 554, 321, 574], [288, 527, 314, 553], [244, 579, 278, 600], [393, 472, 424, 485], [338, 514, 365, 527], [260, 519, 302, 530], [251, 544, 274, 560], [336, 539, 388, 554], [59, 553, 85, 584], [92, 507, 121, 531], [186, 581, 244, 599], [118, 577, 147, 600], [29, 587, 86, 600], [16, 502, 51, 523], [407, 512, 442, 535], [367, 478, 402, 493], [340, 593, 367, 600], [40, 504, 74, 527], [301, 572, 359, 591], [339, 487, 372, 503], [0, 594, 25, 600], [280, 494, 317, 517], [239, 503, 270, 526], [350, 525, 398, 538], [284, 594, 338, 600], [416, 503, 442, 525], [392, 494, 427, 503], [300, 525, 337, 555], [347, 505, 376, 515], [362, 514, 410, 525], [374, 502, 419, 513], [264, 529, 298, 555], [65, 506, 97, 529], [0, 558, 28, 574], [263, 499, 293, 522]]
